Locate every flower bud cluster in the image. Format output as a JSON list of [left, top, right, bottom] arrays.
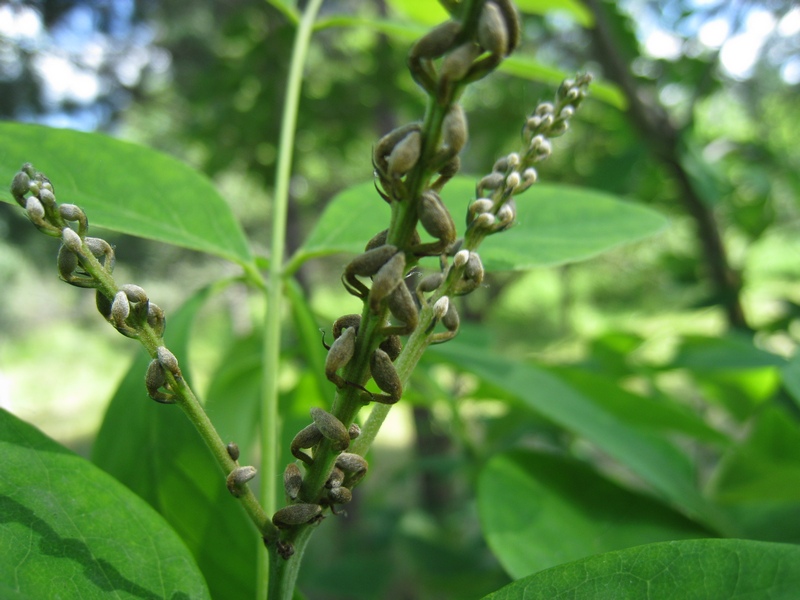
[[9, 164, 171, 405], [463, 73, 591, 251]]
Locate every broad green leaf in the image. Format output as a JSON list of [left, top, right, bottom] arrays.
[[0, 122, 253, 266], [91, 285, 257, 600], [781, 350, 800, 411], [480, 539, 800, 600], [479, 451, 711, 579], [516, 0, 593, 26], [291, 178, 666, 272], [430, 339, 730, 533], [500, 56, 626, 110], [672, 334, 786, 370], [0, 408, 210, 599], [552, 367, 730, 445], [709, 407, 800, 504], [385, 0, 448, 25]]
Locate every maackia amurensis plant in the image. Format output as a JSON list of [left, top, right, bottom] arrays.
[[8, 0, 589, 571]]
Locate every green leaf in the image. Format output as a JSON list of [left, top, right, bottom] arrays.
[[479, 539, 800, 600], [91, 285, 257, 600], [479, 451, 711, 579], [552, 367, 730, 445], [515, 0, 593, 26], [385, 0, 449, 25], [0, 408, 210, 599], [291, 178, 666, 272], [430, 339, 730, 533], [672, 334, 786, 370], [0, 122, 253, 266], [499, 56, 626, 110], [709, 407, 800, 504]]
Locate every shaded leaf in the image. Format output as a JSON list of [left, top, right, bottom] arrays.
[[430, 339, 730, 533], [672, 334, 786, 371], [480, 539, 800, 600], [91, 285, 257, 600], [552, 367, 730, 445], [0, 122, 253, 266], [479, 450, 712, 579], [0, 408, 210, 599]]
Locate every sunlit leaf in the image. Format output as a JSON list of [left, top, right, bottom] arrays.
[[0, 408, 210, 599], [0, 122, 253, 266], [480, 539, 800, 600], [291, 177, 666, 272], [479, 450, 711, 580]]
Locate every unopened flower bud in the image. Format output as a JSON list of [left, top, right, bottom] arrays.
[[226, 466, 257, 498], [441, 42, 481, 83], [478, 0, 509, 56], [310, 407, 350, 452], [473, 212, 496, 230], [454, 249, 470, 268], [121, 284, 148, 303], [478, 172, 505, 193], [111, 291, 130, 326], [536, 102, 555, 117], [348, 423, 361, 440], [62, 227, 83, 253], [386, 131, 421, 178], [26, 196, 45, 221], [284, 463, 303, 500], [39, 188, 56, 209], [272, 504, 323, 529], [505, 171, 521, 191], [507, 152, 521, 168], [156, 346, 181, 378], [227, 442, 240, 461], [496, 202, 516, 227], [433, 296, 450, 320], [11, 171, 30, 204], [442, 104, 468, 154]]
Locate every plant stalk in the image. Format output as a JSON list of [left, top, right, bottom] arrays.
[[260, 0, 326, 598]]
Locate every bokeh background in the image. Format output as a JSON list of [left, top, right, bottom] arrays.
[[1, 1, 799, 598]]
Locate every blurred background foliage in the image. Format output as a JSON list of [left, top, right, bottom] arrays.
[[2, 0, 800, 598]]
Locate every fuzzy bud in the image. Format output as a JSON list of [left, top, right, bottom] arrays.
[[386, 131, 421, 178], [348, 423, 361, 440], [226, 466, 257, 498], [507, 152, 521, 168], [227, 442, 240, 461], [478, 1, 509, 56], [62, 227, 83, 253], [310, 407, 350, 452], [111, 291, 130, 326], [497, 201, 516, 225], [284, 463, 303, 500], [156, 346, 181, 378], [505, 171, 521, 191], [120, 284, 148, 303], [336, 453, 368, 487], [477, 172, 505, 193], [454, 249, 470, 268], [433, 296, 450, 320], [441, 42, 481, 83], [328, 486, 352, 505], [25, 196, 45, 221], [38, 188, 57, 210], [11, 171, 30, 204], [272, 504, 323, 529], [441, 104, 468, 154]]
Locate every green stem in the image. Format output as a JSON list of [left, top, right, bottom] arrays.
[[75, 239, 278, 541], [260, 0, 326, 598]]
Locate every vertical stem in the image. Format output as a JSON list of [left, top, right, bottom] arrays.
[[259, 0, 326, 598]]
